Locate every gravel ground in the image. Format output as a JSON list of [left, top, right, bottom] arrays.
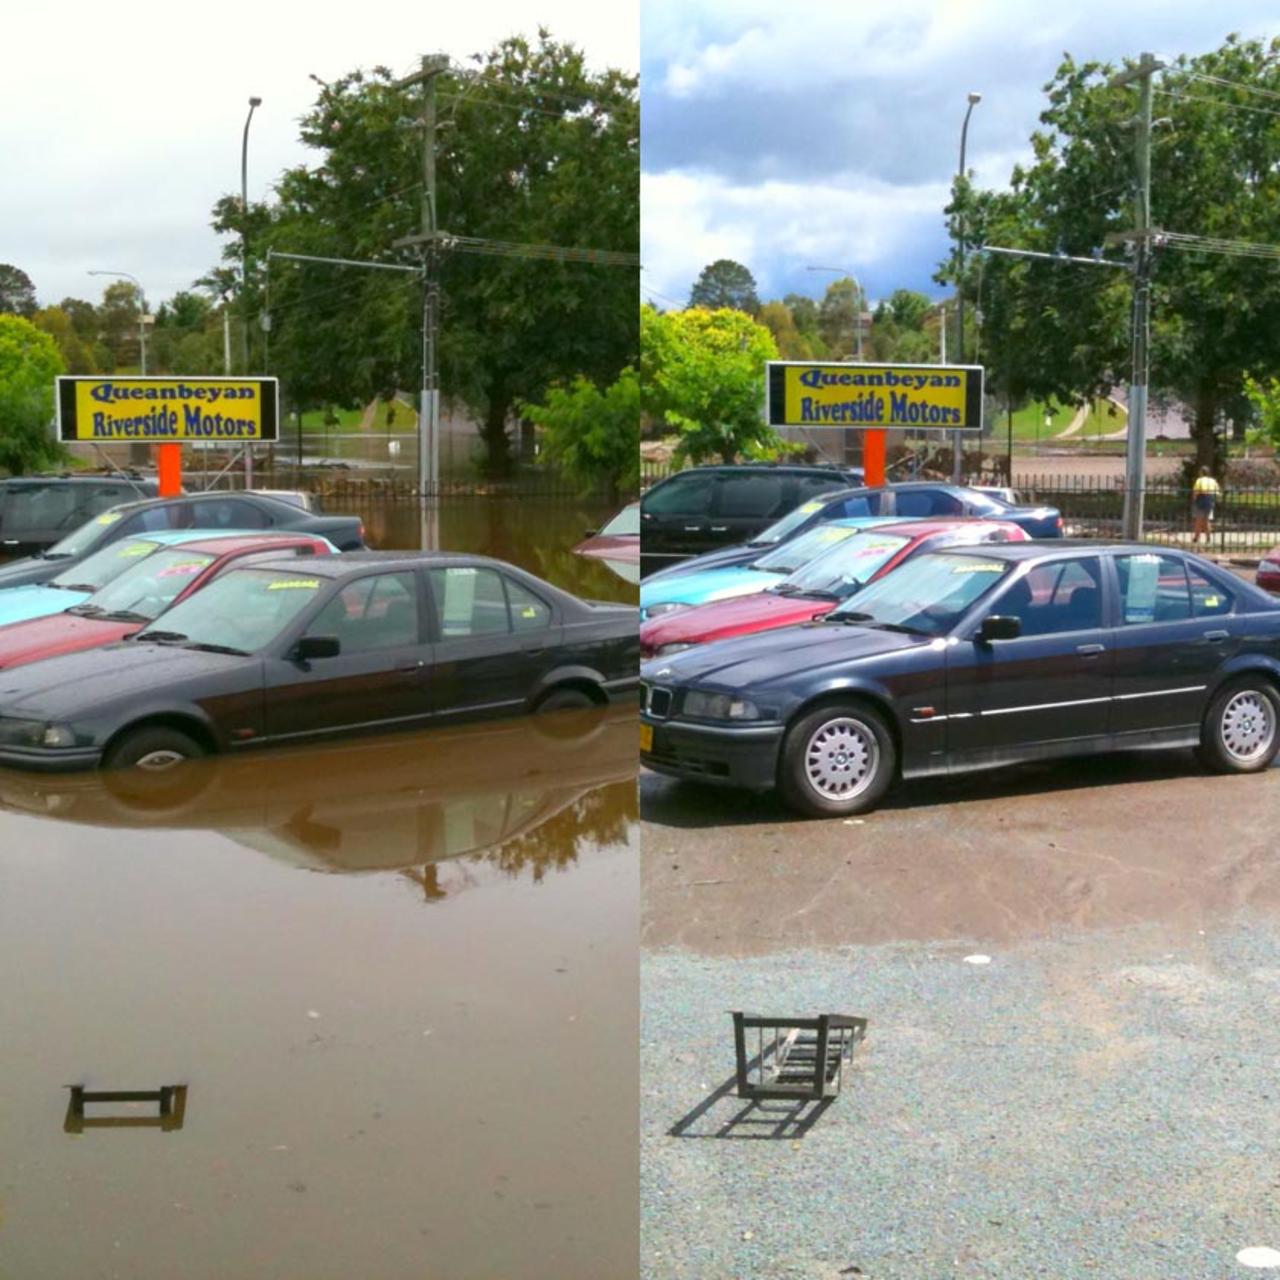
[[642, 928, 1280, 1279]]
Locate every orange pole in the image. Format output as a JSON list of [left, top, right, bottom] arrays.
[[863, 428, 887, 487], [157, 443, 183, 497]]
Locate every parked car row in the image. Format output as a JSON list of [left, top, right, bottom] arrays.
[[0, 492, 639, 777]]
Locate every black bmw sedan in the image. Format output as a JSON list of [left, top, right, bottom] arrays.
[[0, 552, 638, 772], [640, 542, 1280, 816]]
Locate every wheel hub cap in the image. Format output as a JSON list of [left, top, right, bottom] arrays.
[[804, 717, 878, 801], [1221, 690, 1275, 764], [135, 749, 186, 772]]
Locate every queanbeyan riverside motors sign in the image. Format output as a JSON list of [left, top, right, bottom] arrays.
[[56, 376, 280, 444], [767, 361, 984, 431]]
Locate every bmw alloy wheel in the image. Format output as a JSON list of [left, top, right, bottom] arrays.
[[803, 716, 879, 801], [1219, 689, 1276, 764], [134, 749, 188, 772]]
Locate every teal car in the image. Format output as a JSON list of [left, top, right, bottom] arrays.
[[0, 531, 256, 629], [639, 517, 900, 620]]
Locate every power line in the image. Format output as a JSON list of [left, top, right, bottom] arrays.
[[1182, 69, 1280, 104], [1154, 86, 1280, 121]]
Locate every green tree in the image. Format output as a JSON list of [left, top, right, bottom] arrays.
[[520, 367, 638, 501], [687, 259, 760, 315], [1242, 374, 1280, 452], [948, 34, 1280, 470], [817, 277, 866, 355], [0, 266, 37, 317], [31, 306, 97, 373], [207, 31, 637, 475], [0, 315, 67, 475], [783, 292, 820, 339], [97, 280, 144, 371], [640, 305, 781, 464], [757, 300, 812, 358]]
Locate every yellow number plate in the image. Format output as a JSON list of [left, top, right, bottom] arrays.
[[640, 723, 653, 753]]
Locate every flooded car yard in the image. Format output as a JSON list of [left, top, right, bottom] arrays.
[[0, 497, 639, 1280]]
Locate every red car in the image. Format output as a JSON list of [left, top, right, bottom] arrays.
[[0, 532, 334, 671], [1260, 546, 1280, 593], [639, 518, 1028, 659]]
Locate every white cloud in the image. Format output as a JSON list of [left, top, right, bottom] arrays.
[[641, 166, 951, 305]]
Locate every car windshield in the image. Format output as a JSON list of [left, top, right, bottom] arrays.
[[46, 508, 130, 558], [598, 504, 640, 536], [81, 548, 218, 621], [134, 567, 327, 653], [751, 523, 861, 574], [750, 498, 833, 547], [826, 552, 1012, 636], [48, 537, 163, 593], [779, 532, 909, 599]]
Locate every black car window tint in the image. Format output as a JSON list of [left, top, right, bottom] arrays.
[[714, 475, 785, 519], [505, 578, 552, 632], [3, 484, 80, 533], [1002, 559, 1103, 635], [892, 490, 935, 517], [1188, 565, 1234, 617], [1117, 553, 1190, 624], [643, 473, 717, 516], [307, 573, 418, 652], [429, 566, 511, 637]]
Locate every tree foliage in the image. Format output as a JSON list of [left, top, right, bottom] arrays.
[[687, 259, 760, 315], [520, 367, 639, 500], [640, 305, 781, 464], [0, 265, 37, 317], [949, 33, 1280, 468], [817, 277, 866, 355], [757, 300, 813, 358], [0, 315, 67, 475], [207, 30, 637, 476]]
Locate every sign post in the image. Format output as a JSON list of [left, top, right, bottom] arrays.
[[766, 361, 985, 487], [56, 376, 280, 497]]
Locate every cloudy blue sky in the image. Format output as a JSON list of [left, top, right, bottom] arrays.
[[641, 0, 1279, 311], [4, 0, 635, 309]]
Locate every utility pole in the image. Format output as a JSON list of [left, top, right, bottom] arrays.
[[394, 54, 449, 499], [1110, 52, 1162, 540], [953, 91, 982, 483]]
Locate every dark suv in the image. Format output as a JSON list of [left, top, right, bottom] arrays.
[[640, 463, 863, 575], [0, 475, 159, 558]]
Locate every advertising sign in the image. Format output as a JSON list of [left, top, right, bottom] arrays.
[[56, 376, 279, 444], [767, 361, 984, 432]]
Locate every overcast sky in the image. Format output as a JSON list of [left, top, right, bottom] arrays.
[[4, 0, 636, 309], [641, 0, 1280, 310]]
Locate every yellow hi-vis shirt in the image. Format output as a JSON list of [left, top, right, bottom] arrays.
[[1193, 475, 1221, 497]]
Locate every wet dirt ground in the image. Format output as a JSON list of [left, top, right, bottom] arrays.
[[0, 498, 639, 1280], [640, 566, 1280, 1278]]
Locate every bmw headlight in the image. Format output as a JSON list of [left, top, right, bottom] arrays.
[[643, 602, 689, 620], [655, 642, 697, 657], [0, 718, 77, 748], [682, 690, 761, 721]]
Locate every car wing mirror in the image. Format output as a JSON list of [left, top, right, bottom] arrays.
[[977, 614, 1021, 644], [295, 634, 340, 661]]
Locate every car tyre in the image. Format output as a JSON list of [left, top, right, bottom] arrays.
[[535, 687, 598, 714], [778, 700, 897, 817], [1195, 676, 1280, 774], [532, 686, 602, 741]]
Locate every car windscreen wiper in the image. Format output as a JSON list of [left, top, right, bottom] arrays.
[[51, 582, 99, 593], [65, 603, 105, 617], [864, 621, 930, 636], [102, 609, 149, 623], [181, 641, 250, 656], [829, 610, 875, 624], [134, 629, 188, 644]]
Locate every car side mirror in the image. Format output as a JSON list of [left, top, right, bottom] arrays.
[[977, 615, 1021, 644], [295, 634, 340, 661]]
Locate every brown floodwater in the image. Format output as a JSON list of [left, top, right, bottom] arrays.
[[0, 497, 639, 1280]]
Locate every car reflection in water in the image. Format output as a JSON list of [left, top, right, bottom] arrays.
[[0, 707, 637, 899]]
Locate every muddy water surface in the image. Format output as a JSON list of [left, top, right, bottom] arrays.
[[0, 497, 639, 1280]]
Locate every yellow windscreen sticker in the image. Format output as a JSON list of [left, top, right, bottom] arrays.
[[953, 562, 1003, 574], [96, 512, 123, 525], [798, 501, 823, 514], [267, 578, 320, 591], [521, 606, 537, 618]]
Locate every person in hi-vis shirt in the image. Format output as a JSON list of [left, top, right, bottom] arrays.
[[1191, 466, 1221, 544]]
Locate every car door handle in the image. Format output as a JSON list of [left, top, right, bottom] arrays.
[[395, 660, 425, 672], [1076, 643, 1106, 656], [682, 525, 703, 532], [1203, 629, 1229, 642], [710, 526, 728, 533]]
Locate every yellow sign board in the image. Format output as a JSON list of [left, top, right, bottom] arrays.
[[57, 376, 279, 444], [767, 361, 983, 431]]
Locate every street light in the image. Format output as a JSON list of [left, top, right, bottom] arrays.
[[240, 95, 262, 375], [953, 90, 982, 482], [806, 265, 864, 358], [88, 269, 150, 374]]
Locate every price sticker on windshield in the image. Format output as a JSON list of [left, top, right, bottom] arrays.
[[158, 561, 207, 577], [267, 578, 321, 591], [95, 512, 123, 525], [798, 501, 823, 515], [118, 542, 155, 556], [952, 562, 1003, 574]]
